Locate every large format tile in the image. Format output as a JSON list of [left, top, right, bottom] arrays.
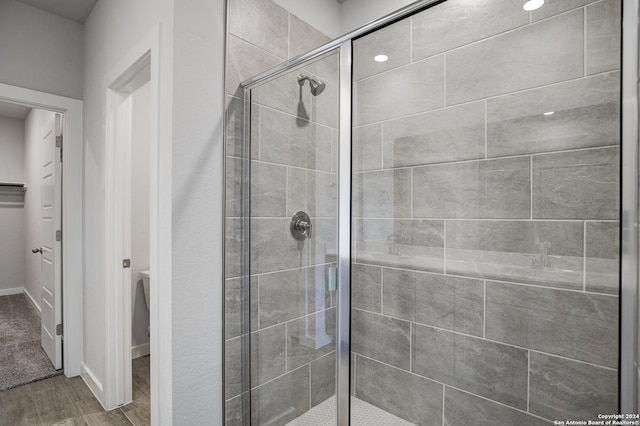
[[412, 0, 529, 61], [351, 263, 382, 313], [259, 107, 333, 172], [225, 337, 243, 399], [446, 220, 584, 288], [228, 0, 289, 59], [225, 396, 243, 426], [586, 222, 619, 294], [383, 102, 485, 168], [353, 18, 411, 81], [352, 124, 382, 172], [251, 325, 286, 387], [446, 11, 584, 105], [413, 157, 531, 219], [225, 218, 243, 279], [258, 266, 331, 328], [310, 353, 336, 408], [532, 0, 600, 21], [226, 156, 243, 218], [287, 168, 337, 218], [487, 72, 620, 157], [251, 366, 310, 426], [529, 352, 618, 420], [226, 35, 282, 96], [32, 376, 81, 424], [225, 96, 259, 159], [355, 356, 443, 426], [586, 0, 621, 75], [444, 387, 550, 426], [354, 56, 444, 126], [289, 14, 330, 59], [287, 308, 336, 370], [383, 269, 484, 336], [351, 309, 411, 370], [485, 281, 619, 367], [252, 70, 313, 121], [533, 147, 619, 219], [355, 219, 445, 273], [251, 161, 287, 217], [412, 325, 528, 409], [353, 169, 411, 218], [251, 218, 336, 274]]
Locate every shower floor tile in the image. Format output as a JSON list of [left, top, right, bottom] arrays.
[[285, 396, 414, 425]]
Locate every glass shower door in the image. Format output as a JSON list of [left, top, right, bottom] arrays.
[[246, 51, 340, 426], [350, 0, 620, 425]]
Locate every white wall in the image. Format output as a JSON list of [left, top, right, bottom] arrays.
[[84, 0, 225, 422], [340, 0, 417, 33], [82, 0, 174, 415], [171, 0, 224, 422], [0, 0, 83, 99], [23, 109, 55, 308], [272, 0, 342, 38], [0, 116, 25, 294], [130, 82, 151, 355]]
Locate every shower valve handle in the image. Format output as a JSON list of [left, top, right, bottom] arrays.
[[32, 247, 43, 254], [290, 211, 312, 240]]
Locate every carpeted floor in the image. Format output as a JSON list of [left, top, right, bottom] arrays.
[[0, 293, 61, 391]]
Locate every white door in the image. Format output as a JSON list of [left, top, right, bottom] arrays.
[[39, 114, 62, 370]]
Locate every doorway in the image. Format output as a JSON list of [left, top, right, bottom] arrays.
[[0, 84, 83, 380]]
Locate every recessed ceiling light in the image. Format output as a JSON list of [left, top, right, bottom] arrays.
[[374, 54, 388, 63], [543, 111, 555, 116], [523, 0, 544, 11]]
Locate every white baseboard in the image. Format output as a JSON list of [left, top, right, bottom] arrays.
[[23, 288, 41, 313], [132, 342, 150, 359], [0, 287, 23, 296], [81, 363, 106, 410]]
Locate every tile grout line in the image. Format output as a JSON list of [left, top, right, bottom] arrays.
[[355, 353, 554, 424], [351, 307, 618, 371]]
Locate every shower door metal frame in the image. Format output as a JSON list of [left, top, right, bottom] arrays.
[[233, 0, 638, 422]]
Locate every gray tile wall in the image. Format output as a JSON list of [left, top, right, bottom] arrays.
[[352, 0, 620, 424], [224, 1, 336, 425]]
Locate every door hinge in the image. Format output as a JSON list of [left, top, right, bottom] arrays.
[[123, 259, 131, 268], [56, 324, 63, 336], [56, 230, 62, 242]]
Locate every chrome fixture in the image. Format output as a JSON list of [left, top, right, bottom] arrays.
[[297, 75, 326, 96], [290, 211, 312, 240]]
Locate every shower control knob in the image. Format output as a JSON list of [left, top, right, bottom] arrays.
[[32, 247, 43, 254], [290, 211, 312, 240]]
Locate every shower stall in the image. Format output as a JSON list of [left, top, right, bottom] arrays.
[[224, 0, 636, 424]]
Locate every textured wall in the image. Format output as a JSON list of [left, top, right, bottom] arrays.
[[351, 0, 621, 423]]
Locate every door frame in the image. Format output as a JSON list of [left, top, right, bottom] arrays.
[[0, 83, 83, 377], [102, 26, 164, 416]]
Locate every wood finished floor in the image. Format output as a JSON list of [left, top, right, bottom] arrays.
[[0, 356, 150, 426]]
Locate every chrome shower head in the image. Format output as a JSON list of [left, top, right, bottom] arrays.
[[297, 74, 326, 96]]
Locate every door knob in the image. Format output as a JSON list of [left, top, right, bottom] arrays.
[[32, 247, 42, 254]]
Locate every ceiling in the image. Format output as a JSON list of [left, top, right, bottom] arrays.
[[0, 101, 31, 120], [16, 0, 98, 24]]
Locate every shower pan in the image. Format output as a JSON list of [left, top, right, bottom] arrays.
[[225, 0, 636, 424]]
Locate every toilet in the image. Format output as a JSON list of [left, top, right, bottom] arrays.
[[140, 270, 151, 311], [140, 270, 151, 337]]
